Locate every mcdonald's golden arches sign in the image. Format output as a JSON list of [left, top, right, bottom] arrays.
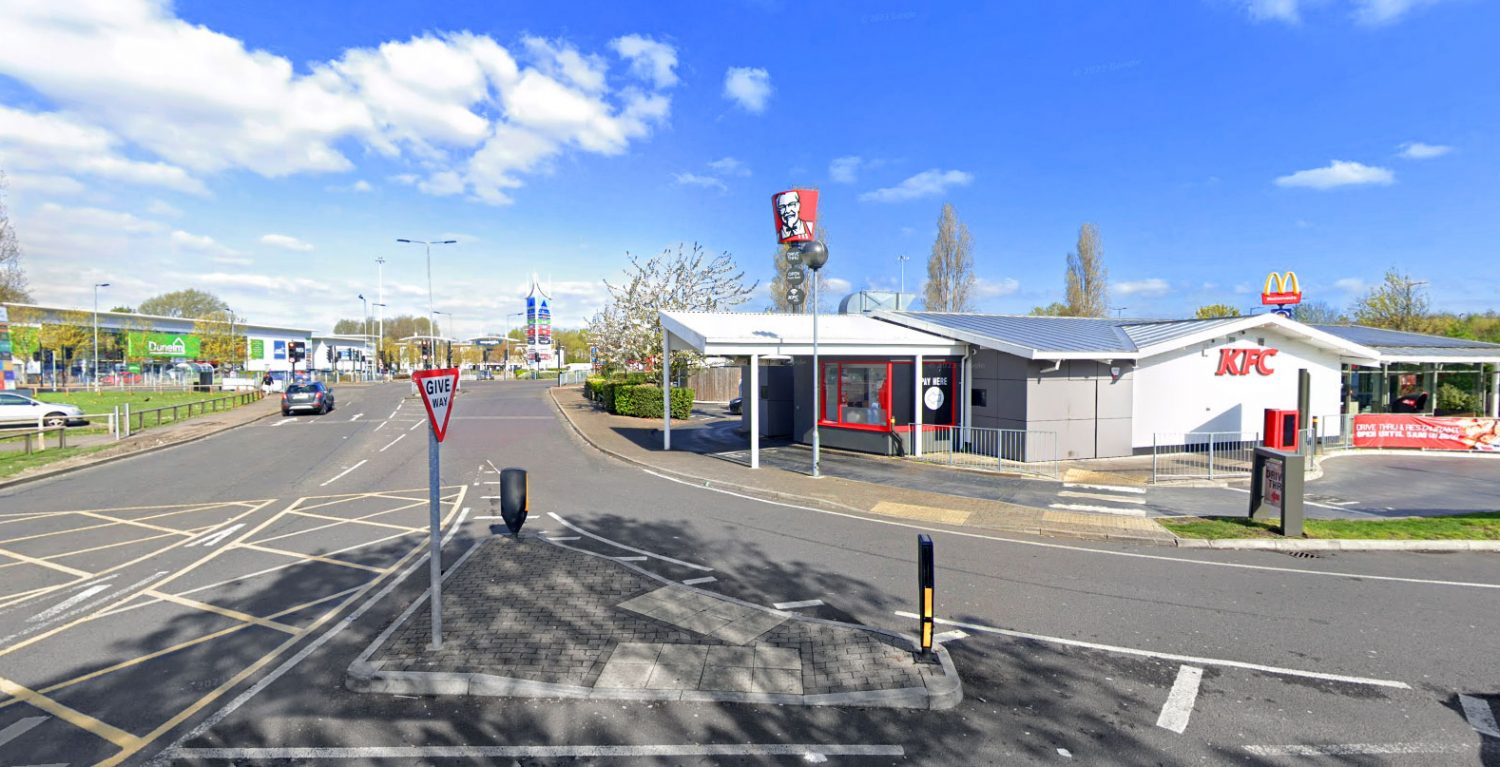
[[1261, 271, 1302, 306]]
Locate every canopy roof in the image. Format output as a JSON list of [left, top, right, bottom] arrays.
[[660, 311, 966, 357]]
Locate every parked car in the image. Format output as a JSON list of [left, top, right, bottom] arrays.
[[281, 382, 335, 416], [728, 397, 743, 415], [0, 392, 88, 427]]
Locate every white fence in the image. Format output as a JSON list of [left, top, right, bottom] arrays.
[[907, 424, 1059, 479]]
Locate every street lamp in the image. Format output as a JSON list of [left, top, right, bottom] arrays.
[[372, 302, 387, 375], [358, 293, 368, 380], [897, 254, 910, 309], [92, 282, 110, 391], [396, 238, 458, 369], [375, 256, 386, 376], [796, 241, 829, 478]]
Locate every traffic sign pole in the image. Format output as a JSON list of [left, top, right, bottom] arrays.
[[412, 367, 460, 649]]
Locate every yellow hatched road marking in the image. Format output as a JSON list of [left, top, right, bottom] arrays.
[[95, 485, 469, 767], [76, 511, 203, 537], [235, 543, 387, 573], [0, 546, 92, 578], [42, 531, 181, 562], [286, 510, 425, 534], [0, 675, 140, 749], [0, 519, 124, 545], [145, 590, 299, 634]]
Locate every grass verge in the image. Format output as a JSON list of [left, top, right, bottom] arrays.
[[0, 445, 113, 479], [23, 390, 256, 435], [1161, 512, 1500, 541]]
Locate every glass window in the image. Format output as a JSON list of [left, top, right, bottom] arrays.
[[822, 363, 838, 422], [839, 364, 887, 425]]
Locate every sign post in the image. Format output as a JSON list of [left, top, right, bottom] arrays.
[[1249, 446, 1304, 537], [413, 367, 459, 649]]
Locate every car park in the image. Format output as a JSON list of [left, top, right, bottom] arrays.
[[281, 382, 336, 416], [0, 392, 89, 427]]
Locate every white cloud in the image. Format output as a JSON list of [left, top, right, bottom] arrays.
[[823, 277, 853, 295], [723, 67, 772, 113], [260, 233, 314, 252], [5, 173, 86, 196], [610, 35, 678, 88], [1397, 141, 1451, 159], [1274, 160, 1394, 189], [974, 277, 1021, 297], [673, 172, 726, 192], [1351, 0, 1445, 24], [859, 169, 973, 203], [14, 203, 166, 267], [1238, 0, 1448, 25], [1114, 278, 1171, 297], [1334, 277, 1369, 293], [146, 199, 183, 217], [829, 156, 862, 184], [707, 157, 750, 176], [0, 106, 206, 194], [326, 179, 374, 192], [1243, 0, 1302, 22], [0, 3, 679, 206], [171, 229, 248, 264], [33, 203, 164, 235]]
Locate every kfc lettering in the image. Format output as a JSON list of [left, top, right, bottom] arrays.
[[1215, 348, 1278, 376]]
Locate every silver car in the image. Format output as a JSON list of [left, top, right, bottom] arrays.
[[281, 382, 336, 416], [0, 392, 88, 427]]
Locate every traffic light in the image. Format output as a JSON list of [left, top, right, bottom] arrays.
[[325, 344, 334, 365], [287, 341, 306, 361]]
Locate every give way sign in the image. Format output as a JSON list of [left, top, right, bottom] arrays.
[[413, 367, 460, 442]]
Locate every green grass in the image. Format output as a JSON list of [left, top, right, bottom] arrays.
[[1161, 512, 1500, 541], [27, 390, 256, 434], [0, 445, 112, 479]]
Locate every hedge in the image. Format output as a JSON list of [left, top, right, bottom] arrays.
[[585, 376, 608, 402], [612, 384, 693, 420]]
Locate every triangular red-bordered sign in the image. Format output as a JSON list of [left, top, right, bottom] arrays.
[[412, 367, 460, 442]]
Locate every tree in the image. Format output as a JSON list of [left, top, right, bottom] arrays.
[[1292, 301, 1346, 325], [1350, 269, 1430, 331], [138, 289, 229, 318], [192, 310, 244, 368], [1194, 303, 1241, 319], [1065, 223, 1108, 317], [924, 203, 975, 312], [589, 243, 756, 375], [1029, 302, 1069, 317], [38, 310, 92, 384], [0, 171, 30, 303]]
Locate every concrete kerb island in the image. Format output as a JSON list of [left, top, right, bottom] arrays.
[[345, 535, 963, 710]]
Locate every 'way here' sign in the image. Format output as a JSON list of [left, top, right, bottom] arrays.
[[413, 367, 460, 442]]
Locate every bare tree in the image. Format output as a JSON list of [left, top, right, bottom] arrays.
[[0, 171, 30, 303], [589, 243, 757, 375], [1065, 223, 1107, 317], [1350, 269, 1430, 331], [924, 203, 975, 312]]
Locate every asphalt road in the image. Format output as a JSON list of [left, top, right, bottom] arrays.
[[0, 381, 1497, 766]]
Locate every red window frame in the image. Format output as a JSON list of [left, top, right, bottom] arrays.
[[817, 359, 959, 432]]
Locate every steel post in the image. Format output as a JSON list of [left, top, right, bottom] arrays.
[[427, 426, 443, 649]]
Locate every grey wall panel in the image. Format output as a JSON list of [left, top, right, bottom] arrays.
[[1096, 417, 1133, 458], [1026, 378, 1097, 422]]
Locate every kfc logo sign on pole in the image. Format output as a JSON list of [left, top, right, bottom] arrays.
[[1215, 348, 1278, 376], [773, 189, 819, 244]]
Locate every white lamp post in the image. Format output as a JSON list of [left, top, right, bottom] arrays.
[[396, 238, 457, 369], [92, 282, 110, 391], [797, 241, 829, 478]]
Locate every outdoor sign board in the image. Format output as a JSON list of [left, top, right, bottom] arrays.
[[1263, 458, 1284, 509], [0, 307, 10, 389], [274, 340, 287, 360], [526, 295, 552, 347], [772, 188, 819, 244], [1351, 414, 1500, 452], [1214, 348, 1279, 376], [249, 338, 265, 360], [126, 331, 201, 358], [1261, 271, 1302, 306], [413, 367, 459, 442]]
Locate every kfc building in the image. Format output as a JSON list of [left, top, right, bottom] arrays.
[[659, 309, 1500, 463]]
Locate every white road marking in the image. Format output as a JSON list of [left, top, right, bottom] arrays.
[[1063, 483, 1146, 494], [543, 536, 581, 541], [272, 418, 292, 427], [934, 629, 969, 644], [0, 571, 169, 646], [1223, 487, 1360, 512], [150, 498, 473, 764], [481, 481, 499, 485], [640, 470, 1500, 590], [613, 556, 648, 562], [547, 512, 713, 572], [1058, 491, 1146, 505], [349, 413, 363, 421], [319, 460, 368, 487], [187, 523, 246, 548], [1047, 503, 1146, 516], [408, 420, 423, 432], [170, 745, 905, 760], [472, 515, 503, 520], [379, 433, 406, 452], [27, 585, 110, 624], [1155, 665, 1204, 734], [0, 715, 48, 747], [373, 420, 388, 432], [479, 496, 499, 500], [772, 599, 825, 610], [892, 612, 1409, 689], [1330, 499, 1359, 506], [1242, 742, 1470, 756], [682, 576, 718, 586], [1460, 694, 1500, 738]]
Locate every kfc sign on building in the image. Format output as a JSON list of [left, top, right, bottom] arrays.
[[1215, 348, 1279, 376], [772, 189, 819, 244]]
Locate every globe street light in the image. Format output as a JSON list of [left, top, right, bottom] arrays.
[[797, 241, 829, 478], [395, 238, 458, 369], [92, 282, 110, 391]]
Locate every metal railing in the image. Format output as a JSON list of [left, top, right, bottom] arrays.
[[907, 424, 1059, 479], [0, 426, 68, 455], [557, 369, 589, 386], [120, 391, 263, 436], [1152, 431, 1261, 482]]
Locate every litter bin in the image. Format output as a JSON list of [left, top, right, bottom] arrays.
[[196, 370, 213, 392]]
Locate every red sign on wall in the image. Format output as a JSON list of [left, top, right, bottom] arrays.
[[1352, 415, 1500, 452], [772, 189, 819, 244], [1214, 348, 1279, 376]]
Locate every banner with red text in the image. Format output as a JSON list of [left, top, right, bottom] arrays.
[[1351, 414, 1500, 452]]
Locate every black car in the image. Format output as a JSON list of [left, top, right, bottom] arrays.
[[281, 382, 336, 416], [728, 397, 743, 415]]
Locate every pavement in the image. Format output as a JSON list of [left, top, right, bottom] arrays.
[[0, 380, 1497, 766], [347, 534, 961, 708], [550, 388, 1179, 545]]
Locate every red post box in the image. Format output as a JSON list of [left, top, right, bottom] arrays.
[[1263, 409, 1300, 451]]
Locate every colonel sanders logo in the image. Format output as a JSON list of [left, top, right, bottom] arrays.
[[773, 189, 819, 244]]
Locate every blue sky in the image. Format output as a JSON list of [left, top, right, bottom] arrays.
[[0, 0, 1493, 335]]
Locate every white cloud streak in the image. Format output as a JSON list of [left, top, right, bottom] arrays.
[[1274, 160, 1394, 189], [1397, 141, 1451, 159], [1113, 278, 1171, 297], [723, 67, 772, 113], [829, 156, 862, 184], [260, 233, 314, 252], [859, 169, 973, 203], [673, 172, 727, 192]]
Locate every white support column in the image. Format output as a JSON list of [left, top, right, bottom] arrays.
[[1491, 366, 1499, 418], [962, 350, 972, 440], [749, 355, 760, 469], [914, 354, 924, 457], [662, 327, 671, 451]]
